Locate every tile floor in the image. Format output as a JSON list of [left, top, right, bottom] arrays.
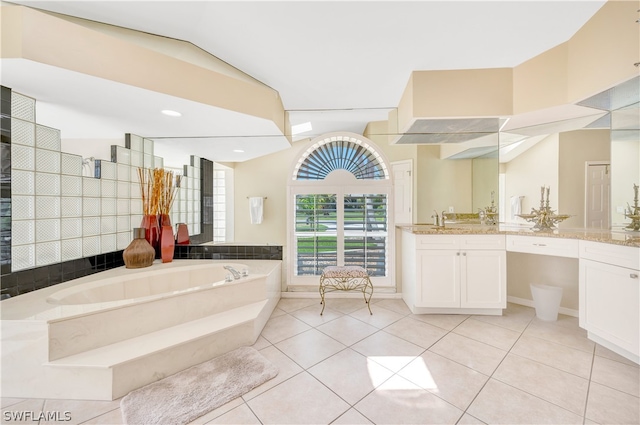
[[2, 299, 639, 424]]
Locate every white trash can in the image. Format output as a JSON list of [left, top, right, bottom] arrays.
[[530, 284, 563, 321]]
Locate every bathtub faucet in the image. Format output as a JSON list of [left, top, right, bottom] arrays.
[[223, 265, 242, 280]]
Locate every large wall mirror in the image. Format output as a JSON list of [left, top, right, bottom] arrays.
[[499, 76, 639, 231]]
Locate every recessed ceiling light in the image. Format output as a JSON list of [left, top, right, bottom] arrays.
[[233, 149, 245, 153], [292, 121, 312, 135], [161, 110, 182, 117]]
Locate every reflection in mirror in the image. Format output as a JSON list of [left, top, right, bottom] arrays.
[[611, 101, 640, 229]]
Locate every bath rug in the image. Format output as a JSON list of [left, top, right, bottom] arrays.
[[120, 346, 278, 425]]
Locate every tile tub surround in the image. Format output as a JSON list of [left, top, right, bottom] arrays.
[[2, 301, 638, 424], [0, 259, 282, 400], [398, 224, 640, 248]]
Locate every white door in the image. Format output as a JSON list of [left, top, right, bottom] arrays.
[[391, 160, 412, 224], [460, 250, 506, 309], [416, 250, 459, 308], [585, 163, 610, 228]]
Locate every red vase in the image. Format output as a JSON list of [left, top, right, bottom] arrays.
[[158, 214, 175, 263], [175, 223, 190, 245], [141, 214, 160, 250]]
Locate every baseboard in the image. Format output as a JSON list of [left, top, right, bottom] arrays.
[[281, 291, 402, 299], [507, 296, 578, 318]]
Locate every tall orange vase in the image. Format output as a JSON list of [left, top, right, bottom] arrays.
[[158, 214, 175, 263]]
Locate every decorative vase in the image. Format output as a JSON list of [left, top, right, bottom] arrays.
[[175, 223, 190, 245], [141, 214, 160, 250], [158, 214, 175, 263], [123, 228, 155, 269]]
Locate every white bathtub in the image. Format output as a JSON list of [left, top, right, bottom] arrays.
[[0, 259, 282, 400], [46, 262, 250, 305]]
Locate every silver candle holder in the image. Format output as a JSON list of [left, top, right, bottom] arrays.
[[624, 183, 640, 232], [517, 186, 571, 231], [484, 191, 498, 225]]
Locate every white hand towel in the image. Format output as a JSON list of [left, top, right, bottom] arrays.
[[510, 195, 523, 221], [249, 197, 263, 224]]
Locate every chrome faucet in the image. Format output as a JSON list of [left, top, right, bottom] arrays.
[[432, 210, 440, 226], [441, 210, 447, 228], [223, 265, 241, 280]]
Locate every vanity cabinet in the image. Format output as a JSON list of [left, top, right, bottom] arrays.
[[579, 241, 639, 361], [402, 234, 506, 314]]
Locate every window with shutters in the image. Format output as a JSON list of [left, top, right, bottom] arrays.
[[288, 134, 393, 289]]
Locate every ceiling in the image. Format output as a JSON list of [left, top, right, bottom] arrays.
[[2, 0, 608, 166]]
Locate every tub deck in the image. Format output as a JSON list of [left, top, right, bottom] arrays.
[[0, 259, 282, 400]]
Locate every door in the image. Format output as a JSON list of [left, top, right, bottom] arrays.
[[585, 163, 610, 229], [416, 250, 459, 307], [391, 160, 412, 224], [461, 250, 506, 308]]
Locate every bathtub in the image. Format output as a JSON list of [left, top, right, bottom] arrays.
[[1, 259, 282, 400], [46, 262, 251, 305]]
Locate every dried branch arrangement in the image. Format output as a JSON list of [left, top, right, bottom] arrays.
[[137, 168, 181, 216]]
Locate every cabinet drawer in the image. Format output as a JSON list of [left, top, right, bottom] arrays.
[[460, 235, 505, 250], [580, 241, 640, 270], [506, 235, 579, 258], [415, 235, 460, 250]]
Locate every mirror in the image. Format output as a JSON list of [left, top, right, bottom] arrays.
[[500, 75, 639, 230]]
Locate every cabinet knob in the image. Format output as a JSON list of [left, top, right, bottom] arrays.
[[463, 252, 467, 256], [631, 274, 639, 279], [533, 243, 547, 247], [456, 252, 460, 256]]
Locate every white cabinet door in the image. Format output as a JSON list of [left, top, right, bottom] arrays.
[[580, 259, 639, 357], [416, 250, 459, 308], [461, 250, 506, 309]]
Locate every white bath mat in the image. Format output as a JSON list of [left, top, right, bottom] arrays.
[[120, 346, 278, 425]]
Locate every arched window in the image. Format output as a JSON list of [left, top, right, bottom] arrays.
[[288, 133, 394, 290]]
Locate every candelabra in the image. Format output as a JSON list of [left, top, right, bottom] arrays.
[[517, 186, 571, 231], [484, 191, 498, 225], [624, 183, 640, 231]]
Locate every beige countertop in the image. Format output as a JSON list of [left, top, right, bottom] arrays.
[[398, 223, 640, 248]]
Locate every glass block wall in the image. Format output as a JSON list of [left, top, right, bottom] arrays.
[[9, 92, 203, 272]]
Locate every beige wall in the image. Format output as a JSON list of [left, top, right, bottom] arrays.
[[611, 138, 640, 227], [558, 129, 610, 228], [416, 146, 472, 223], [504, 134, 559, 220], [507, 252, 579, 311]]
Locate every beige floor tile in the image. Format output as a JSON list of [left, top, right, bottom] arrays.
[[584, 419, 600, 425], [452, 318, 520, 351], [260, 314, 311, 344], [351, 331, 425, 372], [349, 305, 405, 329], [308, 348, 394, 405], [397, 351, 489, 411], [208, 403, 261, 424], [275, 328, 346, 369], [492, 353, 589, 416], [187, 398, 245, 424], [467, 379, 583, 424], [383, 316, 448, 349], [456, 413, 487, 424], [524, 319, 595, 353], [251, 335, 271, 350], [429, 333, 507, 376], [0, 398, 26, 409], [354, 375, 463, 425], [324, 298, 371, 314], [40, 399, 121, 425], [591, 355, 640, 397], [78, 408, 124, 425], [411, 314, 469, 331], [247, 372, 349, 425], [595, 343, 639, 367], [269, 307, 286, 318], [510, 334, 593, 379], [242, 345, 304, 401], [549, 314, 580, 330], [331, 408, 373, 424], [472, 304, 534, 333], [585, 382, 640, 425], [290, 304, 342, 327], [276, 298, 319, 313], [316, 315, 379, 346], [374, 299, 412, 315], [1, 399, 45, 424]]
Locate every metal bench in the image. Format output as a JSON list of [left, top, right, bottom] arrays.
[[319, 266, 373, 315]]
